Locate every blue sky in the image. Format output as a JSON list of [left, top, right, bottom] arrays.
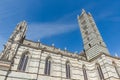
[[0, 0, 120, 56]]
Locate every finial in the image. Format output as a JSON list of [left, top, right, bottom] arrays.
[[115, 53, 118, 57], [23, 20, 27, 25], [23, 20, 26, 22], [52, 43, 55, 47], [64, 47, 67, 51], [20, 20, 26, 24], [88, 12, 92, 16], [58, 48, 61, 51], [77, 15, 80, 19], [17, 20, 27, 27], [74, 51, 78, 54], [82, 9, 86, 13], [38, 39, 40, 42]]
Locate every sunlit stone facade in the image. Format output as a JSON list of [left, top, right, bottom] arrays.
[[0, 10, 120, 80]]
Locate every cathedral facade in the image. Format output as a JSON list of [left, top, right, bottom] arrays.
[[0, 10, 120, 80]]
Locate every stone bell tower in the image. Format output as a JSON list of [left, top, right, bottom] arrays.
[[0, 21, 27, 61], [78, 9, 109, 60]]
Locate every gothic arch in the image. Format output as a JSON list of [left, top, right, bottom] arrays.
[[82, 64, 88, 80], [18, 51, 30, 71], [66, 60, 71, 79], [96, 63, 104, 80], [44, 56, 52, 76]]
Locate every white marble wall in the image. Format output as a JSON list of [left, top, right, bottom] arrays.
[[0, 45, 120, 80]]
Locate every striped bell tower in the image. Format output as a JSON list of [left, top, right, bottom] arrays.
[[78, 9, 109, 60]]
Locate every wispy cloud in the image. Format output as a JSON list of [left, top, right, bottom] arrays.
[[26, 10, 79, 40], [96, 11, 114, 20], [95, 9, 120, 23], [27, 23, 77, 39]]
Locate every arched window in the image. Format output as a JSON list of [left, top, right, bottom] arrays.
[[96, 63, 104, 80], [112, 61, 120, 78], [88, 44, 91, 48], [19, 26, 22, 30], [66, 61, 71, 79], [82, 65, 88, 80], [45, 57, 51, 76], [18, 53, 29, 71]]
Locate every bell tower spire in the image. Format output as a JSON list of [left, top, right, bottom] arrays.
[[1, 21, 27, 61], [78, 9, 109, 60], [9, 21, 27, 42]]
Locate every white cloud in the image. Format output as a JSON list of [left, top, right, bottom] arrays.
[[27, 23, 77, 39], [96, 11, 114, 20], [26, 10, 79, 40]]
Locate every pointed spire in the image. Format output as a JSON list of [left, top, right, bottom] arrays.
[[74, 51, 78, 54], [18, 20, 27, 27], [64, 47, 67, 51], [58, 48, 61, 51], [115, 53, 118, 57], [21, 20, 27, 26], [88, 12, 92, 16], [77, 15, 80, 19], [52, 43, 55, 47], [16, 20, 27, 31], [23, 20, 26, 22], [38, 39, 40, 42], [82, 9, 86, 14]]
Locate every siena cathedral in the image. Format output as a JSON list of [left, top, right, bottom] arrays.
[[0, 9, 120, 80]]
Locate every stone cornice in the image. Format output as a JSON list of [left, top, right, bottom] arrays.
[[19, 39, 120, 62], [21, 39, 87, 61]]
